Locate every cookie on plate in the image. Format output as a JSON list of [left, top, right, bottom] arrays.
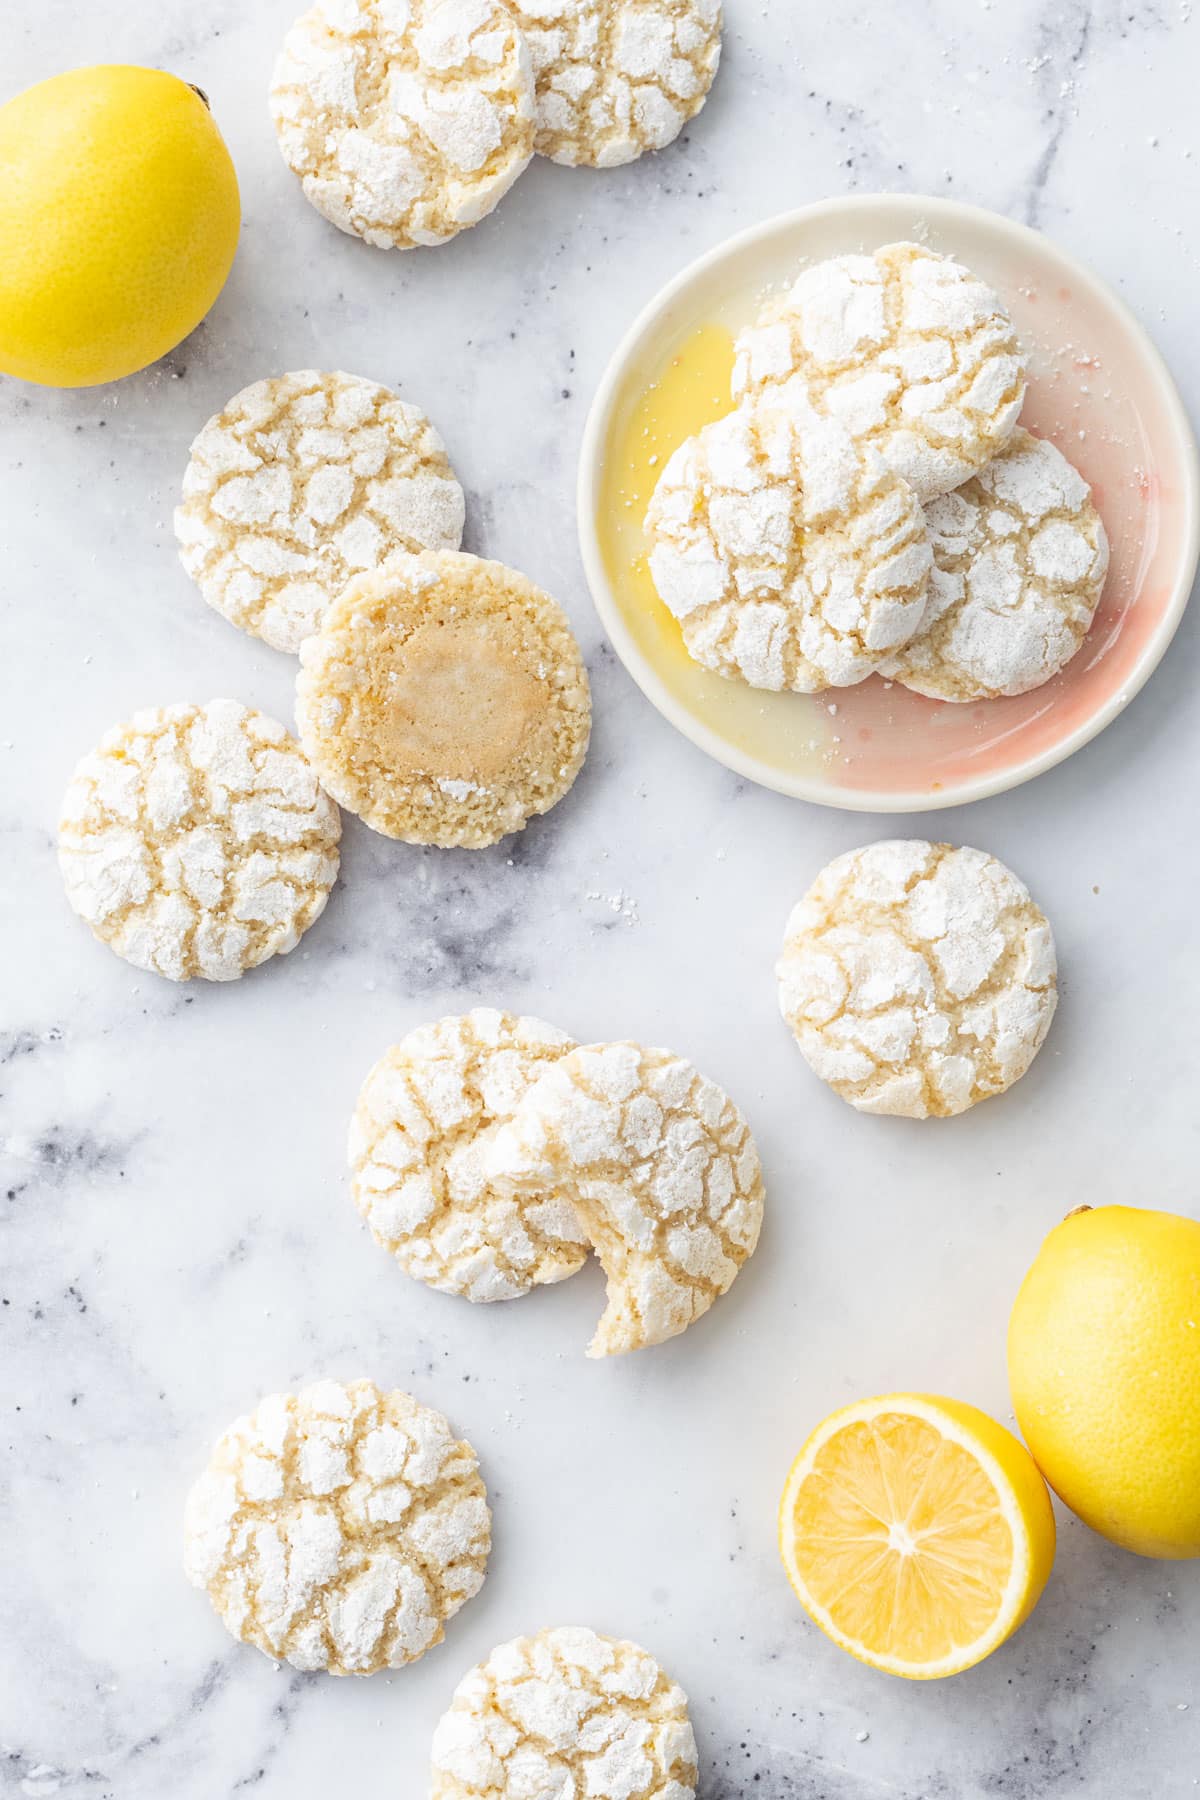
[[175, 371, 465, 654], [57, 699, 340, 982], [430, 1625, 698, 1798], [733, 242, 1026, 502], [509, 0, 722, 168], [295, 551, 591, 848], [881, 428, 1109, 701], [184, 1379, 490, 1674], [646, 381, 932, 691], [270, 0, 535, 249], [485, 1040, 764, 1355], [349, 1009, 588, 1301], [776, 839, 1057, 1119]]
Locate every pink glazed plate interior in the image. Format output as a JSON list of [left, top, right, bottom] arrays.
[[579, 195, 1200, 811]]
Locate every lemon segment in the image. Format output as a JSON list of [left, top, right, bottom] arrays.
[[1009, 1204, 1200, 1559], [0, 65, 240, 388], [779, 1394, 1055, 1680]]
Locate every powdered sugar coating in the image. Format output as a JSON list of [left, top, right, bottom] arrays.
[[645, 380, 932, 691], [485, 1041, 764, 1355], [184, 1379, 490, 1675], [175, 371, 465, 654], [349, 1009, 589, 1301], [57, 700, 340, 983], [881, 428, 1110, 701], [733, 242, 1026, 502], [295, 551, 591, 848], [508, 0, 722, 168], [777, 840, 1057, 1120], [430, 1625, 698, 1798], [270, 0, 535, 250]]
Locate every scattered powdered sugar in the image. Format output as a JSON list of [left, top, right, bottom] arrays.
[[348, 1008, 589, 1302], [184, 1379, 490, 1675], [586, 886, 640, 925], [645, 377, 932, 692], [270, 0, 535, 249], [175, 370, 465, 653], [733, 241, 1027, 502], [57, 699, 341, 983], [882, 427, 1109, 701], [484, 1040, 764, 1355], [777, 839, 1057, 1120], [430, 1625, 697, 1799], [508, 0, 722, 167]]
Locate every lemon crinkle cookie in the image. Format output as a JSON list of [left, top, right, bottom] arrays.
[[295, 550, 591, 848], [776, 839, 1057, 1120], [881, 428, 1109, 701], [645, 381, 932, 691], [733, 241, 1026, 502], [184, 1379, 490, 1674], [430, 1625, 698, 1799], [509, 0, 722, 168], [57, 699, 340, 982], [485, 1041, 763, 1355], [270, 0, 535, 249], [349, 1009, 588, 1301], [175, 370, 465, 654]]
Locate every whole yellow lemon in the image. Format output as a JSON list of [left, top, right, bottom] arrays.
[[0, 65, 240, 388], [1009, 1204, 1200, 1558]]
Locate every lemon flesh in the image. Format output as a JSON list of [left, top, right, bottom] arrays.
[[1009, 1203, 1200, 1559], [0, 65, 240, 388], [779, 1394, 1055, 1679]]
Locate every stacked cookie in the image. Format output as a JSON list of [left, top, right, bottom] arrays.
[[348, 1008, 765, 1354], [57, 370, 591, 980], [646, 241, 1110, 704], [269, 0, 725, 251], [181, 1004, 753, 1762]]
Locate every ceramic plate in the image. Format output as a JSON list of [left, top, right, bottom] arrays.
[[577, 195, 1200, 811]]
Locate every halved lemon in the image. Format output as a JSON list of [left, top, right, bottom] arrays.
[[779, 1394, 1055, 1679]]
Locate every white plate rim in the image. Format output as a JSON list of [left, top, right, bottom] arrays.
[[576, 192, 1200, 813]]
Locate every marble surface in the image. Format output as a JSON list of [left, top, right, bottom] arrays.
[[3, 3, 1200, 1796]]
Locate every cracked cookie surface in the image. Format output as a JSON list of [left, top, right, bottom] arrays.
[[58, 699, 340, 982], [776, 840, 1057, 1120], [175, 371, 465, 654], [430, 1624, 698, 1798], [508, 0, 722, 167], [270, 0, 535, 249], [733, 242, 1026, 502], [184, 1379, 490, 1674], [349, 1009, 588, 1301], [485, 1041, 764, 1355], [295, 550, 591, 847], [881, 428, 1109, 701], [646, 380, 932, 692]]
